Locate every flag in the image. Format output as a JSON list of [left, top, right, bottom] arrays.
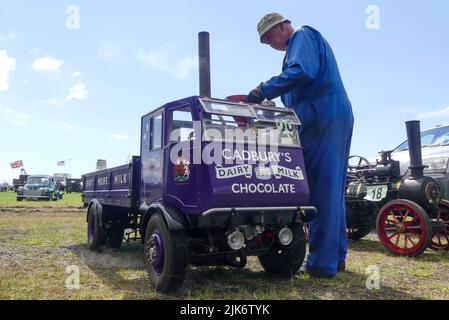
[[57, 160, 65, 166], [10, 160, 23, 168]]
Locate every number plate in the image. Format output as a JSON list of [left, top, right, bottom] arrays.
[[364, 185, 388, 202]]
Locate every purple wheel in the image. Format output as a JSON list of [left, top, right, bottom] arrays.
[[144, 213, 187, 293], [148, 232, 165, 275], [87, 202, 105, 250], [376, 199, 431, 256]]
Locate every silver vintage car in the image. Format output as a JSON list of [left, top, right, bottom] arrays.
[[16, 175, 63, 201]]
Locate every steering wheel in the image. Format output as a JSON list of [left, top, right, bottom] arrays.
[[348, 155, 371, 173]]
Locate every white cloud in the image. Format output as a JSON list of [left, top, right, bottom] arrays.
[[72, 71, 82, 77], [137, 47, 198, 79], [0, 105, 30, 125], [66, 83, 88, 100], [32, 56, 64, 73], [112, 134, 129, 140], [98, 43, 121, 62], [42, 98, 64, 108], [0, 50, 16, 91], [417, 106, 449, 119]]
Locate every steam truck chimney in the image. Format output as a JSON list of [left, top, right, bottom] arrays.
[[198, 31, 211, 98]]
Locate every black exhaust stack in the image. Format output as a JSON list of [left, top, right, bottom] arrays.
[[198, 32, 211, 98], [405, 120, 425, 179]]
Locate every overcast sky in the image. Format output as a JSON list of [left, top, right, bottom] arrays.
[[1, 0, 449, 183]]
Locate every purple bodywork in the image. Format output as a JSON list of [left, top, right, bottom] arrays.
[[83, 96, 310, 218]]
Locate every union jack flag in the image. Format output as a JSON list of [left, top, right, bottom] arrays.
[[57, 160, 65, 166], [10, 160, 23, 169]]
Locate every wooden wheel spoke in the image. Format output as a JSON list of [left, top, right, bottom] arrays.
[[406, 235, 416, 246], [388, 232, 399, 240]]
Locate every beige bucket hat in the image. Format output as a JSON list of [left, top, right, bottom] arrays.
[[257, 12, 291, 42]]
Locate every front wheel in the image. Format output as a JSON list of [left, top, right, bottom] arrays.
[[258, 224, 306, 276], [144, 213, 187, 293]]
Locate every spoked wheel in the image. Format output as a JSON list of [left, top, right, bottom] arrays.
[[376, 199, 432, 256], [429, 199, 449, 250], [347, 225, 372, 240]]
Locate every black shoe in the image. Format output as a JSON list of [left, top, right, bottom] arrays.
[[338, 261, 346, 271]]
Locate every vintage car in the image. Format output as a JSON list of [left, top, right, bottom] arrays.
[[17, 175, 63, 201]]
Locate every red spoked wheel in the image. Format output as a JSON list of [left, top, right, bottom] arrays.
[[376, 199, 432, 257], [429, 199, 449, 250]]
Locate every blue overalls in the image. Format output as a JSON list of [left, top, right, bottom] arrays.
[[261, 26, 354, 277]]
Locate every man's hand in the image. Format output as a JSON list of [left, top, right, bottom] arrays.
[[247, 85, 265, 104]]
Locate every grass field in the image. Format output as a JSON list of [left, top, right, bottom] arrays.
[[0, 191, 448, 300], [0, 191, 83, 207]]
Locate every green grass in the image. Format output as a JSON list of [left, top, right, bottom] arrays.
[[0, 205, 448, 300], [0, 191, 83, 207]]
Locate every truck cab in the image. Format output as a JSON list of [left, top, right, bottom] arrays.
[[83, 96, 315, 292]]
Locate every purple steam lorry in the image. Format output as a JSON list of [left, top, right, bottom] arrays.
[[81, 32, 315, 293]]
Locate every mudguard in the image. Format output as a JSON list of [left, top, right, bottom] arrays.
[[140, 201, 186, 233]]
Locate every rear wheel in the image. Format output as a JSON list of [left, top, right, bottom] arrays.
[[87, 203, 105, 250], [107, 223, 124, 249], [258, 224, 306, 276], [144, 213, 187, 293], [376, 200, 431, 256], [429, 199, 449, 250]]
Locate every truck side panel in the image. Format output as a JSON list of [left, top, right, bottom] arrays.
[[82, 156, 140, 209]]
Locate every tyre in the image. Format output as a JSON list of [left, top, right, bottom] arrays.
[[107, 224, 124, 249], [16, 197, 23, 202], [347, 225, 372, 240], [376, 199, 432, 257], [258, 224, 306, 276], [429, 199, 449, 251], [144, 213, 187, 293], [87, 203, 105, 250]]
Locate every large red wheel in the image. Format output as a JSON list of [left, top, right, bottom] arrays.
[[376, 199, 431, 256], [429, 199, 449, 250]]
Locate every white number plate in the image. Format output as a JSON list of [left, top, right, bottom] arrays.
[[364, 185, 388, 202]]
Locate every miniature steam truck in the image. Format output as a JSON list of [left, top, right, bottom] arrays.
[[82, 95, 317, 292], [345, 121, 447, 256]]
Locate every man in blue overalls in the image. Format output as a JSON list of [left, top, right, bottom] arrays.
[[248, 13, 354, 278]]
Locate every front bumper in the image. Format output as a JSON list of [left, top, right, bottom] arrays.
[[198, 206, 316, 228], [17, 192, 51, 200]]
